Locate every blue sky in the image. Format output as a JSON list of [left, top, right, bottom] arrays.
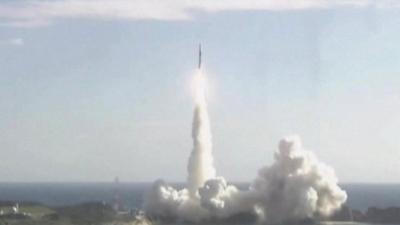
[[1, 1, 400, 182]]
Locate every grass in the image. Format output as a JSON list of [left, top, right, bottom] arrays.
[[0, 205, 55, 219]]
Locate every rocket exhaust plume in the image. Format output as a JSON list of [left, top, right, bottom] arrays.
[[188, 44, 215, 195], [187, 69, 216, 196], [143, 45, 347, 223]]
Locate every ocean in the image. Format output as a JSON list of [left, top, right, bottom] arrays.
[[0, 183, 399, 212]]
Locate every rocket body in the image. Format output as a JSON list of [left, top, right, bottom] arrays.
[[198, 44, 202, 69]]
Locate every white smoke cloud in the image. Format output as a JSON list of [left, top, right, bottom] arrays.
[[199, 177, 258, 219], [143, 71, 347, 223], [251, 135, 348, 223], [142, 179, 185, 218]]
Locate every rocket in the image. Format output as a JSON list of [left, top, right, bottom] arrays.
[[198, 44, 202, 69]]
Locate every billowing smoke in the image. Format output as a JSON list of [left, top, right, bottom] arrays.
[[251, 135, 348, 223], [143, 70, 347, 223], [198, 177, 258, 219]]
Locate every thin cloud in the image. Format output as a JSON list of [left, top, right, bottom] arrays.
[[0, 38, 24, 46], [0, 0, 397, 28]]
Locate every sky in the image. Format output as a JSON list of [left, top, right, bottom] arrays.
[[1, 0, 400, 183]]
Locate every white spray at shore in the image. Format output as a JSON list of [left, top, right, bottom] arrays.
[[143, 69, 347, 223]]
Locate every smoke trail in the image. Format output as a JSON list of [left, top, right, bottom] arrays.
[[187, 70, 216, 196], [143, 70, 218, 222]]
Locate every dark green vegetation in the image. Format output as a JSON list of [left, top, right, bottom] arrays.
[[56, 202, 115, 224], [0, 201, 142, 225], [2, 201, 400, 225], [326, 204, 400, 224]]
